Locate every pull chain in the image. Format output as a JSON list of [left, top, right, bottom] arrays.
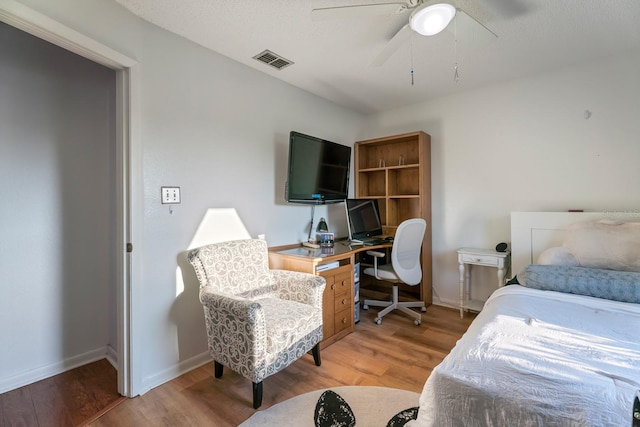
[[410, 37, 415, 86], [453, 11, 460, 83]]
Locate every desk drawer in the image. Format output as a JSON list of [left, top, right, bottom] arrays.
[[334, 290, 351, 312], [334, 306, 351, 334], [333, 271, 352, 292], [461, 253, 499, 266]]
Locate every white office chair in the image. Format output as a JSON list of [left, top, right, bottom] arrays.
[[362, 218, 427, 325]]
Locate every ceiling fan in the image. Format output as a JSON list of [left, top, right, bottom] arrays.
[[311, 0, 498, 67]]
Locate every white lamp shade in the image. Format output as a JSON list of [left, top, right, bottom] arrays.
[[410, 3, 456, 36]]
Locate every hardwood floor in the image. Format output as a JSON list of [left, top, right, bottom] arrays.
[[0, 359, 123, 427], [0, 302, 475, 426], [88, 302, 475, 426]]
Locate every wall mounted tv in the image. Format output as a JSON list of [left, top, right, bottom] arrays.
[[285, 131, 351, 204]]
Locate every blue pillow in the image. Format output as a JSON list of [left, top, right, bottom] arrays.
[[518, 264, 640, 304]]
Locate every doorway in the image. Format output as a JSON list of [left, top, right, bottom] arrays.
[[0, 2, 140, 397]]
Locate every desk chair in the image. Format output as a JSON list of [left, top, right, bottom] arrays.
[[362, 218, 427, 325]]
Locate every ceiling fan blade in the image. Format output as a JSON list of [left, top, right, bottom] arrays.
[[369, 23, 413, 67], [446, 9, 497, 53], [311, 3, 407, 21]]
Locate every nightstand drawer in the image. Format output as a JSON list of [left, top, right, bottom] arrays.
[[460, 253, 499, 266]]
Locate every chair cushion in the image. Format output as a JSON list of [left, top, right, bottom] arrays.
[[363, 264, 399, 282], [190, 239, 277, 296], [258, 297, 323, 355]]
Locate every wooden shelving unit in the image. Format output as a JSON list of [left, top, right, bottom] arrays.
[[354, 131, 432, 305]]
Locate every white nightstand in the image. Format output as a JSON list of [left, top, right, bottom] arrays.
[[457, 247, 511, 318]]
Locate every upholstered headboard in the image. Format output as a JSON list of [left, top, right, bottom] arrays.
[[510, 211, 640, 276]]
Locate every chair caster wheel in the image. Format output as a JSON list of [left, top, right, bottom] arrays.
[[414, 319, 421, 326], [420, 307, 427, 312], [375, 318, 382, 325], [363, 304, 369, 310]]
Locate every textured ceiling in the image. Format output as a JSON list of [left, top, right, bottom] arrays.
[[114, 0, 640, 114]]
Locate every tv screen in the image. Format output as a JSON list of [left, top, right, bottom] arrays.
[[345, 198, 383, 240], [285, 131, 351, 204]]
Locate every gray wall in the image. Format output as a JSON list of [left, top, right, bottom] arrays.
[[0, 21, 116, 391], [2, 0, 366, 394]]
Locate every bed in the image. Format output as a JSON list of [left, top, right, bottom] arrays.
[[411, 211, 640, 426]]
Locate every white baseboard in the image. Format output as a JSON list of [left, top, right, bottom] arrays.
[[106, 344, 118, 369], [140, 351, 212, 395], [0, 346, 109, 394], [431, 296, 459, 310]]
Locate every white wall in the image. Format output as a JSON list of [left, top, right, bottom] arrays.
[[0, 21, 116, 391], [362, 53, 640, 306], [6, 0, 365, 394]]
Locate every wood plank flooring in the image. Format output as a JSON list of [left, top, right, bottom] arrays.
[[89, 302, 475, 426], [0, 300, 475, 426], [0, 359, 123, 427]]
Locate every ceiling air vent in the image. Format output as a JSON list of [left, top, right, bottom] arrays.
[[252, 49, 293, 70]]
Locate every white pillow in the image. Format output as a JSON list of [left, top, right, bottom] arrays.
[[562, 219, 640, 272], [537, 246, 579, 266]]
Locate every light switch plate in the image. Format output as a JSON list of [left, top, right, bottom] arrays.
[[161, 186, 181, 204]]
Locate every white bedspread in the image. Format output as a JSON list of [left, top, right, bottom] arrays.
[[412, 285, 640, 427]]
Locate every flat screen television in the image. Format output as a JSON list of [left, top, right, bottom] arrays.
[[345, 198, 383, 242], [285, 131, 351, 204]]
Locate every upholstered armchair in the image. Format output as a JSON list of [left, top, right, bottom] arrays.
[[187, 239, 325, 409]]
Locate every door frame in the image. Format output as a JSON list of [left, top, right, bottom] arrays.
[[0, 0, 142, 397]]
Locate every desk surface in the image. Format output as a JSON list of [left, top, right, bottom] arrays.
[[274, 240, 392, 264]]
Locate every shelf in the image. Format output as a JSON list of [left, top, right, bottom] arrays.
[[356, 170, 385, 198], [388, 167, 420, 196], [388, 198, 421, 225], [354, 131, 432, 305], [358, 164, 419, 173], [358, 165, 420, 198], [356, 134, 421, 171], [461, 299, 485, 313]]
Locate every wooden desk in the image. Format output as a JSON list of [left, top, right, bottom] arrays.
[[269, 241, 392, 348]]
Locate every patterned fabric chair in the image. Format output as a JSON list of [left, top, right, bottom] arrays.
[[187, 239, 325, 409]]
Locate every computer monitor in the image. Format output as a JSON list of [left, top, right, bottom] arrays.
[[345, 198, 383, 243]]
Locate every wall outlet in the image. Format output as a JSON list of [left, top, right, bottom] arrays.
[[161, 187, 181, 204]]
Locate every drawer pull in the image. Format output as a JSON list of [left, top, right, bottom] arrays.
[[331, 284, 335, 290], [341, 299, 347, 305]]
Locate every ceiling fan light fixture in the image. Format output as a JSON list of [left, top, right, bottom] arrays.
[[410, 3, 456, 36]]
